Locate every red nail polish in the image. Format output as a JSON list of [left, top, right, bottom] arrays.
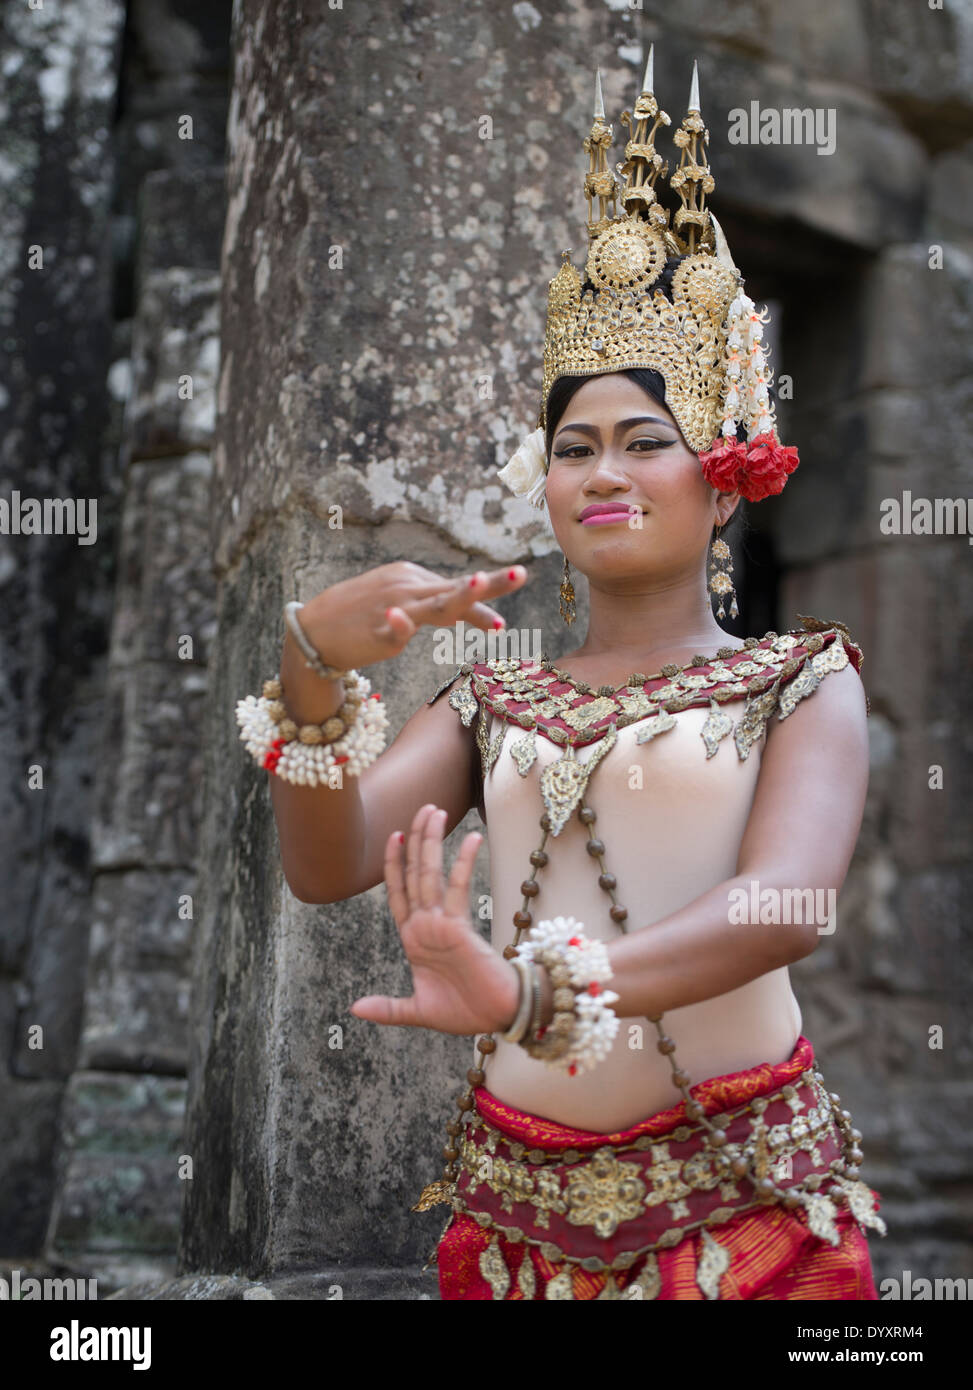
[[508, 568, 517, 580], [493, 618, 504, 630]]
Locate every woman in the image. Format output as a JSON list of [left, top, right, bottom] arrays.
[[239, 58, 885, 1299]]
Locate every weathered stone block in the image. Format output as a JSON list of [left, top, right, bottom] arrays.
[[103, 452, 216, 668], [129, 276, 221, 456], [47, 1073, 187, 1260], [864, 0, 973, 130], [80, 870, 195, 1073], [0, 1075, 64, 1252], [92, 658, 210, 870], [136, 169, 227, 284], [860, 244, 972, 393]]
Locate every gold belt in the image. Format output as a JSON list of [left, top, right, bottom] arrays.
[[450, 1065, 885, 1287]]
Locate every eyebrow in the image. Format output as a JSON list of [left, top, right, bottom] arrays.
[[553, 415, 676, 442]]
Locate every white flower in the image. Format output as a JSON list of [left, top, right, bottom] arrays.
[[496, 427, 548, 509]]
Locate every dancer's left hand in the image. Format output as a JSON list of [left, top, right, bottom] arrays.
[[349, 804, 520, 1036]]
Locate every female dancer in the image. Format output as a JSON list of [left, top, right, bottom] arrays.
[[243, 58, 886, 1299], [255, 365, 883, 1299]]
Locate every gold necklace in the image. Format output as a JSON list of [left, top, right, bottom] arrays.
[[540, 641, 746, 696]]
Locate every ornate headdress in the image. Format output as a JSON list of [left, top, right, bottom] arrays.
[[498, 50, 799, 510]]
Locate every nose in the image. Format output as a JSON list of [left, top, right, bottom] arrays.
[[582, 447, 633, 492]]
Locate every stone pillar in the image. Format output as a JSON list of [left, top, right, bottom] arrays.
[[179, 0, 571, 1295]]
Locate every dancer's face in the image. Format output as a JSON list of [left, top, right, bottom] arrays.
[[545, 373, 739, 585]]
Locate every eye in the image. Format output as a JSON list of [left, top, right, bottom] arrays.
[[553, 438, 675, 459]]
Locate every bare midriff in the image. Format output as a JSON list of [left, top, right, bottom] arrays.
[[474, 681, 803, 1134]]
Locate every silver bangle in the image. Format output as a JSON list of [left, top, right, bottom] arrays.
[[500, 955, 534, 1044], [528, 962, 542, 1039], [283, 601, 350, 681]]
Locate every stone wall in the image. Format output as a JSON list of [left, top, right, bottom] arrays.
[[0, 0, 232, 1293]]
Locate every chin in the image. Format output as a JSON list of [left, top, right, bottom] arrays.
[[578, 521, 651, 547]]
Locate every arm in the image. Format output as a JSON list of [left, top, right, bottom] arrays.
[[271, 659, 478, 904], [533, 661, 871, 1024], [266, 561, 525, 904]]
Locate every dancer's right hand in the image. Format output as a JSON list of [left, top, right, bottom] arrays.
[[289, 561, 529, 673]]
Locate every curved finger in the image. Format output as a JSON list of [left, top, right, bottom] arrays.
[[377, 605, 418, 645], [459, 601, 510, 632], [349, 993, 420, 1027], [418, 808, 447, 910], [406, 803, 437, 907], [443, 831, 484, 921], [383, 830, 409, 927]]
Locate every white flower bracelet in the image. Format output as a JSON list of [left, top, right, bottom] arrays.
[[515, 916, 620, 1076], [235, 673, 389, 785]]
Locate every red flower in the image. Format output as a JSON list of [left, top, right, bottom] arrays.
[[698, 438, 748, 493], [263, 737, 286, 773], [737, 433, 800, 502], [698, 433, 800, 503]]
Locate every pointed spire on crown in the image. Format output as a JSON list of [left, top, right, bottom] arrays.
[[583, 68, 618, 242], [617, 44, 673, 232], [668, 58, 716, 255]]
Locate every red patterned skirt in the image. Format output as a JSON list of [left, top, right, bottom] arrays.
[[436, 1035, 884, 1300]]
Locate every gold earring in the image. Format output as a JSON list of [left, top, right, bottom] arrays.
[[559, 554, 577, 625], [708, 524, 738, 620]]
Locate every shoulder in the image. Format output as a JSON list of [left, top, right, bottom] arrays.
[[758, 616, 868, 761], [771, 614, 867, 718]]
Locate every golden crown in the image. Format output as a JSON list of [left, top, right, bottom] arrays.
[[538, 51, 779, 457]]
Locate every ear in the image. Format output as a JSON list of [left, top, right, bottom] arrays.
[[714, 491, 742, 528]]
